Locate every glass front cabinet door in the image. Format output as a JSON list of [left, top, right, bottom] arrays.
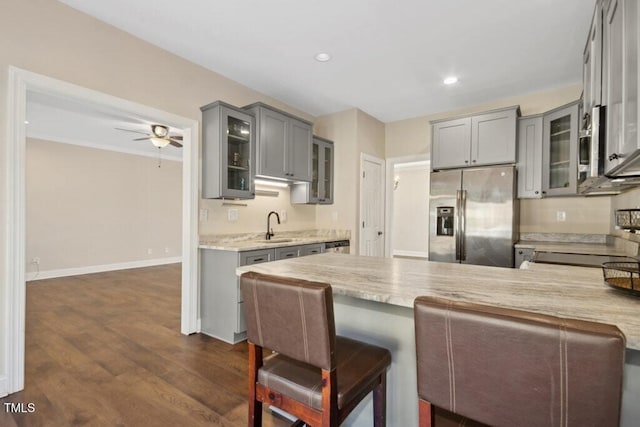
[[291, 136, 334, 204], [542, 101, 579, 196], [201, 101, 255, 199]]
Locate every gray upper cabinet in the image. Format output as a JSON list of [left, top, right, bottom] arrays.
[[583, 3, 604, 113], [290, 136, 334, 204], [432, 117, 471, 169], [542, 101, 580, 196], [603, 0, 639, 173], [244, 102, 312, 182], [431, 106, 519, 170], [517, 115, 544, 198], [201, 101, 255, 199]]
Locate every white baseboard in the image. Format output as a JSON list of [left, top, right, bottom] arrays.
[[0, 375, 8, 398], [26, 257, 182, 281], [392, 250, 429, 259]]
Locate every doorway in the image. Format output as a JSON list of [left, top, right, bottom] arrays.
[[4, 67, 199, 395], [384, 155, 430, 259]]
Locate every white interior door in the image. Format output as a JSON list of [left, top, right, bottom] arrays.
[[359, 154, 385, 256]]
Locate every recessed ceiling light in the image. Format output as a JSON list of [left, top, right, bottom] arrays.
[[24, 120, 29, 125], [315, 52, 332, 62], [443, 76, 459, 85]]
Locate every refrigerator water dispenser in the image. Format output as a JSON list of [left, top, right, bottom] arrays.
[[436, 207, 454, 236]]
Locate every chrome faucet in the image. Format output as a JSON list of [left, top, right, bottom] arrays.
[[266, 211, 280, 240]]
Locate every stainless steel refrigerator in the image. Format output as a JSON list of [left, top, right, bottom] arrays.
[[429, 165, 519, 268]]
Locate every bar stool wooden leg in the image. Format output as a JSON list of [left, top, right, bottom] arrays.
[[248, 343, 263, 427], [373, 374, 386, 427], [418, 399, 433, 427]]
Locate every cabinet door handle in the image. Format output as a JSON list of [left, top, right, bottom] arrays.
[[534, 191, 539, 194], [609, 153, 623, 161], [252, 258, 264, 262], [472, 160, 476, 163], [464, 160, 469, 164]]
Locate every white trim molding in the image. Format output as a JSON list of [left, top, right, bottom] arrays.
[[26, 257, 183, 282], [0, 375, 8, 398], [4, 67, 199, 395]]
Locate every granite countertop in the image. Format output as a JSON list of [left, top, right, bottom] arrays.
[[515, 232, 639, 257], [199, 229, 350, 251], [515, 240, 632, 256], [237, 253, 640, 350]]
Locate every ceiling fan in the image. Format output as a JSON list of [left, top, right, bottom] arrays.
[[116, 124, 183, 148]]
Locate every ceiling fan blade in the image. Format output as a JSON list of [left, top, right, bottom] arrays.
[[169, 135, 183, 141], [169, 140, 183, 148], [115, 127, 150, 136], [133, 137, 150, 141]]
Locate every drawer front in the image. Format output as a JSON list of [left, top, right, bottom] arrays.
[[299, 243, 324, 257], [239, 249, 274, 266], [275, 246, 300, 260]]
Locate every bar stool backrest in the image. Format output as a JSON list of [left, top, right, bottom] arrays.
[[242, 271, 336, 371], [414, 296, 626, 427]]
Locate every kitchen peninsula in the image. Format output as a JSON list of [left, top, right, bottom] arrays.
[[237, 253, 640, 427]]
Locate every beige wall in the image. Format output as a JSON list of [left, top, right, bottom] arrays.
[[391, 167, 430, 255], [199, 186, 317, 235], [520, 197, 612, 234], [26, 139, 182, 273]]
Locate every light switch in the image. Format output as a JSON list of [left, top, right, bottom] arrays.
[[228, 208, 238, 222]]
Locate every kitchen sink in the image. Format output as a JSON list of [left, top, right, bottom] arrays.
[[253, 238, 294, 243]]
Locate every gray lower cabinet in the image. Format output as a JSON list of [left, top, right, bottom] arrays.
[[201, 248, 274, 344], [244, 102, 312, 182], [200, 243, 325, 344], [431, 106, 519, 170], [514, 248, 535, 268]]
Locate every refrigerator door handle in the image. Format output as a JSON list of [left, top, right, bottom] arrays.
[[459, 189, 467, 261], [455, 190, 462, 260]]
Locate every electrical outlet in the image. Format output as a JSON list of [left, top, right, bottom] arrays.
[[147, 248, 153, 255], [332, 211, 338, 222], [164, 246, 169, 254], [199, 209, 208, 222], [556, 211, 566, 222], [228, 209, 238, 222], [32, 257, 40, 265], [280, 210, 287, 222]]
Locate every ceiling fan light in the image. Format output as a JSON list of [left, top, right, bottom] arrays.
[[151, 124, 169, 138], [150, 136, 170, 148]]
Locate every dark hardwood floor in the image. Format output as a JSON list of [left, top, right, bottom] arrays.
[[0, 264, 289, 427]]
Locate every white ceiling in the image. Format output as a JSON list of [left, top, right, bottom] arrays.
[[58, 0, 595, 123], [26, 91, 183, 161]]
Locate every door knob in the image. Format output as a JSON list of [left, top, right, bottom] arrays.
[[377, 231, 383, 236]]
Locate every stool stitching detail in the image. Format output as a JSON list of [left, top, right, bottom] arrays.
[[445, 304, 456, 412], [297, 288, 310, 363]]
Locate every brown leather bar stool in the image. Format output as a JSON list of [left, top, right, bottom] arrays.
[[414, 296, 626, 427], [241, 271, 391, 427]]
